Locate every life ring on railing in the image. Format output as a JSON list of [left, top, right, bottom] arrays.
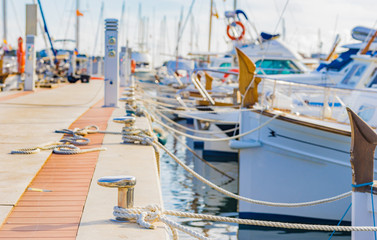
[[226, 21, 245, 41]]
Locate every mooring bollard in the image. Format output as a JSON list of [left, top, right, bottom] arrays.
[[347, 107, 377, 240], [119, 96, 136, 115], [24, 35, 35, 91], [113, 116, 139, 141], [104, 18, 119, 107], [122, 87, 135, 96], [122, 91, 135, 97], [97, 176, 136, 211]]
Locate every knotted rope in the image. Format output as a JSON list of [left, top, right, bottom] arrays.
[[113, 204, 377, 240], [113, 205, 209, 240]]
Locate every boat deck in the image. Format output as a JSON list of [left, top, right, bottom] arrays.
[[0, 81, 166, 239]]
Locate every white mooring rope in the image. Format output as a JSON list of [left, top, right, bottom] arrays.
[[152, 138, 352, 207], [151, 111, 280, 142], [114, 205, 377, 234]]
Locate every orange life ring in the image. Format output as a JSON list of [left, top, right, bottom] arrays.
[[226, 21, 245, 41], [131, 60, 136, 74]]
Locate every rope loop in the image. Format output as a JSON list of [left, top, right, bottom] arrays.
[[113, 205, 209, 240], [60, 136, 90, 145]]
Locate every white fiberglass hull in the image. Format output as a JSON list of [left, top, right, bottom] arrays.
[[237, 110, 375, 223]]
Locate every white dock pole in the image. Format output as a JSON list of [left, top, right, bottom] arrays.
[[88, 57, 93, 76], [68, 53, 76, 77], [119, 46, 126, 87], [104, 19, 119, 107], [347, 108, 377, 240], [24, 35, 36, 91], [126, 47, 132, 86]]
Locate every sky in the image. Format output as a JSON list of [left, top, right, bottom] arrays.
[[2, 0, 377, 66]]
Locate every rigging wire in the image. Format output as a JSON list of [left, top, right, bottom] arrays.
[[92, 1, 104, 56], [176, 0, 196, 49], [9, 0, 23, 35], [63, 0, 76, 49]]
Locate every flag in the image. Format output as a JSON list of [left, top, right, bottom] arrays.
[[76, 9, 84, 17], [74, 48, 78, 55]]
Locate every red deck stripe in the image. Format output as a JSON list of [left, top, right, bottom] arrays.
[[0, 99, 115, 239]]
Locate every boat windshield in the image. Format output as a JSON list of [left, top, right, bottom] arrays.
[[255, 59, 303, 75], [337, 63, 367, 88]]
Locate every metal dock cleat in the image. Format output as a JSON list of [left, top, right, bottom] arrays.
[[113, 116, 140, 143], [113, 116, 136, 126], [113, 116, 136, 131], [123, 86, 135, 92], [119, 96, 137, 114], [119, 96, 136, 106], [97, 176, 136, 221], [121, 91, 135, 97]]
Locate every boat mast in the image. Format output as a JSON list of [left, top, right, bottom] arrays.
[[2, 0, 6, 44], [76, 0, 80, 51], [119, 0, 126, 46], [92, 1, 104, 56], [137, 3, 142, 51], [207, 0, 213, 62], [233, 0, 237, 10]]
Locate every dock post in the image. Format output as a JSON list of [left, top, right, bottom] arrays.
[[88, 56, 93, 76], [119, 46, 126, 87], [126, 47, 132, 87], [104, 18, 119, 107], [24, 35, 36, 91], [347, 108, 377, 240], [68, 52, 76, 77]]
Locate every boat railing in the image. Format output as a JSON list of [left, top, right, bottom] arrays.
[[192, 67, 239, 76], [259, 77, 377, 127]]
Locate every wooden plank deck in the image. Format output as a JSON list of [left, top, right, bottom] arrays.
[[0, 100, 114, 239]]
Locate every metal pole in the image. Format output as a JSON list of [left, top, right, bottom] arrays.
[[119, 46, 126, 87], [126, 47, 132, 87], [207, 0, 213, 63], [104, 18, 119, 107], [76, 0, 80, 51], [3, 0, 6, 43]]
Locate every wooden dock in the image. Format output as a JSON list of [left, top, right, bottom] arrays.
[[0, 81, 166, 239]]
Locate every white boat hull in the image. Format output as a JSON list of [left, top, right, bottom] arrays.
[[238, 111, 372, 223]]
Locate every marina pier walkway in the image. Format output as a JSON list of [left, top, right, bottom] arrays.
[[0, 82, 166, 239]]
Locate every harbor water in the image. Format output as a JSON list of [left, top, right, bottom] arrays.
[[160, 120, 351, 240]]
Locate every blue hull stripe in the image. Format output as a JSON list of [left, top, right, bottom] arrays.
[[239, 212, 350, 230]]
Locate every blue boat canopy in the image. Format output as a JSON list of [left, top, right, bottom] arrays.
[[260, 32, 280, 41], [317, 48, 359, 72]]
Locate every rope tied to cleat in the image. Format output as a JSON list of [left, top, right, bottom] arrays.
[[113, 204, 377, 240], [11, 125, 108, 155]]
